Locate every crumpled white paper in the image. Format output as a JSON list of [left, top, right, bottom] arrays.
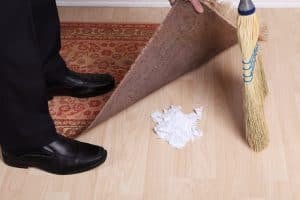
[[151, 105, 203, 149]]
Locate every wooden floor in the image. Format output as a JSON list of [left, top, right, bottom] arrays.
[[1, 7, 300, 200]]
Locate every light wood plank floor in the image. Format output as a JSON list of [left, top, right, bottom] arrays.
[[1, 7, 300, 200]]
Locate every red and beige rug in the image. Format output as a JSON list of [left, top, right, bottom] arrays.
[[49, 23, 158, 138]]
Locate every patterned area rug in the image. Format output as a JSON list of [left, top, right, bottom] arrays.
[[49, 23, 158, 138]]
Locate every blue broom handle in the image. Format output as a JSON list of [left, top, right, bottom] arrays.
[[238, 0, 256, 16]]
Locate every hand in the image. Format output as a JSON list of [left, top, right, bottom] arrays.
[[169, 0, 204, 13]]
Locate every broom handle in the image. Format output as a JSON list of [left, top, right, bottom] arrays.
[[238, 0, 256, 16]]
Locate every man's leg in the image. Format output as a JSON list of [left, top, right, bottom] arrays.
[[30, 0, 115, 99], [0, 1, 107, 175], [31, 0, 69, 82], [0, 0, 57, 150]]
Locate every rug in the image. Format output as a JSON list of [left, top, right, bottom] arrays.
[[48, 23, 158, 138]]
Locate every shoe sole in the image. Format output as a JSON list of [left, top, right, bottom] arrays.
[[47, 85, 115, 101]]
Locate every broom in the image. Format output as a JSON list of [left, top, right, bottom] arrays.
[[237, 0, 269, 152]]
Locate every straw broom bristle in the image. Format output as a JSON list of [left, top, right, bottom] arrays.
[[237, 13, 269, 152], [257, 53, 269, 96], [244, 55, 269, 151]]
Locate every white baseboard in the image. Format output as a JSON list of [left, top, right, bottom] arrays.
[[56, 0, 300, 8], [56, 1, 171, 7]]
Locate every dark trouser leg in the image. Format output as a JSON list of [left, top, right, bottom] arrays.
[[0, 1, 57, 150], [31, 0, 69, 82]]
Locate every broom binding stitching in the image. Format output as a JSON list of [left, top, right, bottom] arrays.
[[242, 43, 259, 83]]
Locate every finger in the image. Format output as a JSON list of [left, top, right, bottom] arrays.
[[170, 0, 176, 6], [190, 0, 204, 13]]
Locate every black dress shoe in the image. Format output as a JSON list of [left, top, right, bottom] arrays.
[[47, 70, 115, 99], [1, 135, 107, 175]]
